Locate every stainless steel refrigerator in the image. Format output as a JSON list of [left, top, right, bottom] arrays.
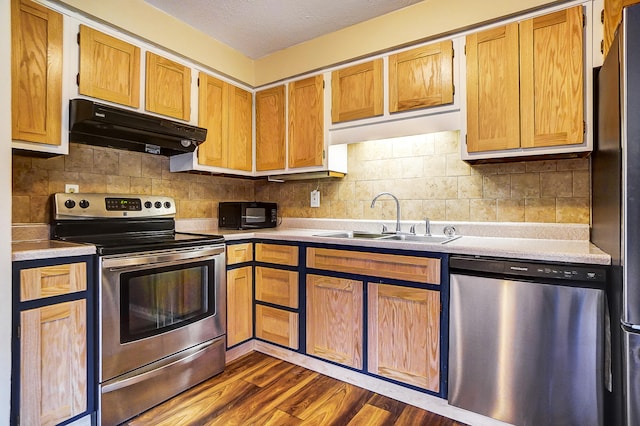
[[592, 4, 640, 425]]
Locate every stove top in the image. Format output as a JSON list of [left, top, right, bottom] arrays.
[[51, 193, 224, 255]]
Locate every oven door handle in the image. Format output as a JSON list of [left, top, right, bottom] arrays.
[[103, 246, 225, 270], [101, 338, 223, 394]]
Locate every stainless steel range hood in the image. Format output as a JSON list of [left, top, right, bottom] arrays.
[[69, 99, 207, 156]]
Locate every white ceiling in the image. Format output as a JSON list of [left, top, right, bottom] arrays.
[[143, 0, 424, 59]]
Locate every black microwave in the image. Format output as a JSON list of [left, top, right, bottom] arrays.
[[218, 202, 278, 230]]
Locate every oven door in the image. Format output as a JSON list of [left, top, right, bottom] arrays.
[[99, 245, 225, 383]]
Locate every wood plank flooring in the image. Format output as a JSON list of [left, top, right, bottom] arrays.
[[126, 351, 467, 426]]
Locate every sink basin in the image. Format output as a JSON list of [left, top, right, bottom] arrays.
[[313, 231, 388, 239], [313, 231, 461, 244], [383, 234, 461, 244]]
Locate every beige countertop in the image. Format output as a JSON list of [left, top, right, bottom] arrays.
[[11, 219, 611, 265], [12, 240, 96, 262], [216, 228, 610, 265]]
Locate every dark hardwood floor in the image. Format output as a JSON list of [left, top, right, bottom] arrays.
[[126, 351, 467, 426]]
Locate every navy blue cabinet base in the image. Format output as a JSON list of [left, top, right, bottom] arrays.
[[11, 255, 95, 426]]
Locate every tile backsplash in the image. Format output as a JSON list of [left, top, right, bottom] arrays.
[[13, 132, 590, 225], [254, 131, 590, 224], [12, 143, 254, 223]]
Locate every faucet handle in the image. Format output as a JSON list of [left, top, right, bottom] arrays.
[[409, 224, 416, 234], [381, 224, 388, 233], [424, 217, 431, 236]]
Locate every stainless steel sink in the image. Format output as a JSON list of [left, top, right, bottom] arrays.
[[313, 231, 389, 239], [313, 231, 461, 244], [382, 234, 461, 244]]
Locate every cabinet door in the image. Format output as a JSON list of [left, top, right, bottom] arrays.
[[519, 5, 584, 148], [331, 59, 383, 123], [288, 75, 324, 168], [21, 300, 87, 425], [466, 23, 521, 152], [368, 283, 440, 391], [227, 85, 253, 171], [226, 266, 253, 347], [256, 86, 286, 171], [78, 25, 140, 108], [11, 0, 62, 146], [198, 72, 228, 167], [603, 0, 640, 56], [389, 41, 453, 113], [255, 305, 298, 349], [146, 51, 191, 120], [306, 275, 363, 369]]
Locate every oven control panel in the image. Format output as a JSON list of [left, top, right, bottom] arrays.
[[53, 193, 176, 218]]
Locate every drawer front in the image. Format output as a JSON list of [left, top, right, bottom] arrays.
[[20, 262, 87, 302], [306, 248, 440, 284], [255, 305, 298, 349], [227, 243, 253, 265], [255, 243, 298, 266], [255, 267, 299, 308]]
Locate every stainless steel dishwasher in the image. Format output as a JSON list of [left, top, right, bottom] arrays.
[[448, 255, 608, 426]]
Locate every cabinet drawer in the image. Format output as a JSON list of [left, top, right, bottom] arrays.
[[255, 267, 298, 308], [255, 243, 298, 266], [226, 243, 253, 265], [255, 305, 298, 349], [306, 248, 440, 284], [20, 262, 87, 302]]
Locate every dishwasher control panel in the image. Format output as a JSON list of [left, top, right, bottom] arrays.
[[450, 256, 607, 284]]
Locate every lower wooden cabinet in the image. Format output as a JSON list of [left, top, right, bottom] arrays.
[[21, 300, 87, 425], [368, 283, 440, 392], [227, 266, 253, 347], [306, 274, 363, 369], [255, 305, 298, 349], [13, 257, 92, 426]]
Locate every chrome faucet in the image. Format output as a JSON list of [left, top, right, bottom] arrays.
[[370, 192, 401, 233]]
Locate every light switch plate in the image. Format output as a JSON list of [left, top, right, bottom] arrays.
[[310, 190, 320, 208]]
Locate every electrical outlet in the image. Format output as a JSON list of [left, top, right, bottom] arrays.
[[65, 184, 79, 193], [310, 190, 320, 208]]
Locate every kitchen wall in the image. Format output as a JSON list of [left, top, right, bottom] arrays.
[[12, 143, 254, 223], [255, 131, 591, 224], [13, 131, 590, 225]]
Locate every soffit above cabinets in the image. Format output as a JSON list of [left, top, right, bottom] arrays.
[[142, 0, 423, 59]]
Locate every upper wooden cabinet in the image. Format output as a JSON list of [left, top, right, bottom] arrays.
[[78, 25, 140, 108], [197, 72, 253, 171], [146, 51, 191, 120], [603, 0, 640, 56], [11, 0, 63, 146], [256, 86, 286, 171], [466, 5, 584, 153], [389, 41, 454, 113], [331, 59, 383, 123], [288, 75, 324, 169]]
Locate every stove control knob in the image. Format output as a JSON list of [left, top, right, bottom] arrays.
[[144, 201, 152, 209], [164, 201, 172, 209], [154, 201, 162, 209], [64, 199, 76, 209], [79, 200, 90, 209]]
